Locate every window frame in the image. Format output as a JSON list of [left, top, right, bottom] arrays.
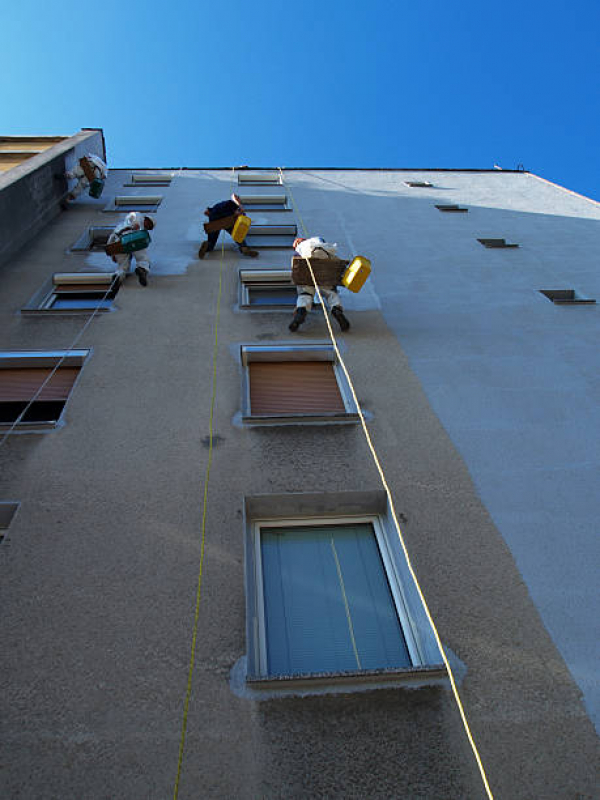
[[237, 194, 291, 211], [103, 195, 162, 212], [245, 223, 298, 250], [70, 225, 116, 252], [0, 350, 89, 432], [246, 513, 445, 688], [239, 269, 300, 310], [435, 204, 468, 213], [404, 180, 434, 188], [240, 343, 359, 425], [238, 172, 282, 186], [477, 238, 519, 248], [22, 273, 118, 316], [124, 173, 173, 187]]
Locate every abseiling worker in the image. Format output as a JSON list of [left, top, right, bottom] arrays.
[[198, 193, 258, 259], [289, 236, 350, 332], [65, 153, 108, 201], [106, 212, 154, 286]]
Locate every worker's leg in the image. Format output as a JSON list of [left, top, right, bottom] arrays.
[[224, 227, 258, 258], [322, 287, 350, 331], [113, 253, 132, 282], [133, 249, 150, 286], [289, 286, 314, 332], [199, 230, 219, 259], [67, 178, 88, 201]]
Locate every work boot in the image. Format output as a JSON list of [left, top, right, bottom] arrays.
[[331, 306, 350, 331], [198, 240, 209, 259], [239, 245, 259, 258], [135, 266, 148, 287], [289, 307, 307, 332]]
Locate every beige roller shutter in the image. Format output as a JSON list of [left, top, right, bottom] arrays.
[[249, 361, 345, 415], [0, 368, 80, 402]]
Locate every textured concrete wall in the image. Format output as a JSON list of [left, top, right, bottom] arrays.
[[0, 129, 104, 269], [0, 168, 598, 799]]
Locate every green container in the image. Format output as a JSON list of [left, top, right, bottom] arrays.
[[88, 178, 105, 198], [120, 230, 151, 253]]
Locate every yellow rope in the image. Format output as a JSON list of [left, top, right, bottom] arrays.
[[280, 168, 495, 800], [173, 194, 228, 800]]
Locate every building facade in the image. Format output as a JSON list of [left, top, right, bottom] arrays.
[[0, 131, 598, 798]]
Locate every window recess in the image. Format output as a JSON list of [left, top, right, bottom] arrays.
[[240, 344, 358, 425], [539, 289, 596, 305], [404, 180, 433, 188], [435, 204, 468, 213], [238, 172, 282, 186], [103, 195, 162, 212], [238, 194, 290, 211], [22, 273, 119, 315], [477, 238, 519, 248], [245, 514, 445, 689], [245, 223, 298, 250], [70, 226, 115, 252], [125, 173, 173, 187], [239, 269, 303, 309], [0, 350, 89, 431]]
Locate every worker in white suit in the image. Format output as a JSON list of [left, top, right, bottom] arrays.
[[65, 153, 108, 200], [106, 212, 154, 286], [289, 236, 350, 332]]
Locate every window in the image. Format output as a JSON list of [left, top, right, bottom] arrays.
[[239, 269, 302, 309], [539, 289, 596, 305], [245, 224, 298, 249], [246, 514, 445, 688], [238, 194, 290, 211], [405, 180, 433, 188], [125, 173, 173, 187], [241, 344, 358, 424], [435, 204, 468, 213], [0, 350, 89, 431], [22, 273, 119, 315], [0, 502, 20, 542], [238, 172, 282, 186], [70, 225, 115, 252], [104, 195, 162, 212], [477, 238, 519, 248]]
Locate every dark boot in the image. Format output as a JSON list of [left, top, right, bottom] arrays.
[[289, 307, 307, 332], [331, 306, 350, 331], [135, 267, 148, 286], [198, 240, 209, 259], [240, 245, 259, 258]]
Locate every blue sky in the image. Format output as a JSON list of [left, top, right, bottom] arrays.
[[2, 0, 599, 200]]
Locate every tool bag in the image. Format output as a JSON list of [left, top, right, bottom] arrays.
[[291, 256, 349, 287], [105, 229, 151, 256], [341, 256, 371, 293], [203, 214, 238, 233], [88, 178, 105, 198]]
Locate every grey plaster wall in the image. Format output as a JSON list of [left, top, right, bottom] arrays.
[[0, 168, 598, 799]]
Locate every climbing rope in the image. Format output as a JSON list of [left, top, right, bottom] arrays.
[[172, 171, 231, 800], [280, 167, 495, 800]]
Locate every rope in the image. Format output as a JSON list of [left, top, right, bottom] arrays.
[[280, 168, 495, 800], [172, 170, 230, 799]]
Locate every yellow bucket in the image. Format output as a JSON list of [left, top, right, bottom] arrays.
[[342, 256, 371, 293], [232, 214, 252, 243]]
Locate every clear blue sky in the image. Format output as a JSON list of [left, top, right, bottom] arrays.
[[2, 0, 599, 200]]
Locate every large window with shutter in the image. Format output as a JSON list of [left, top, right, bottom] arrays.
[[0, 351, 89, 430], [245, 515, 445, 688], [22, 273, 119, 315], [240, 344, 359, 425]]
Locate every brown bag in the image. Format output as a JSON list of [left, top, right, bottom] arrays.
[[203, 214, 238, 234], [291, 256, 349, 287], [79, 157, 97, 182]]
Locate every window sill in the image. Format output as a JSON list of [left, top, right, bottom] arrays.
[[246, 663, 447, 692]]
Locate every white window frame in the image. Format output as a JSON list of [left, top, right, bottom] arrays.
[[248, 513, 444, 687], [103, 195, 162, 212], [70, 225, 116, 252], [240, 343, 359, 425], [239, 269, 299, 310], [124, 173, 174, 187], [0, 350, 89, 432], [237, 194, 290, 211], [22, 273, 118, 316], [238, 172, 282, 186], [404, 180, 434, 188], [245, 223, 298, 250]]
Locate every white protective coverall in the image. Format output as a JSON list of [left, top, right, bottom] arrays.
[[295, 237, 343, 310], [66, 154, 108, 199], [107, 212, 152, 279]]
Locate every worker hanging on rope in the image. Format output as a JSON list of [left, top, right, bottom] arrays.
[[105, 212, 154, 286], [65, 153, 108, 201], [198, 193, 258, 259], [289, 236, 351, 332]]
